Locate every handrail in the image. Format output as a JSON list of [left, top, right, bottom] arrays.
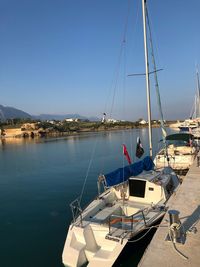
[[141, 210, 147, 226], [108, 208, 148, 236], [69, 191, 105, 227], [70, 197, 83, 226]]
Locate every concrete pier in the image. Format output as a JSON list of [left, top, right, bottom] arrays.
[[139, 152, 200, 267]]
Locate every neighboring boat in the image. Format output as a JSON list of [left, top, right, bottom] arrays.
[[154, 133, 198, 174], [190, 71, 200, 140], [191, 127, 200, 141], [178, 119, 198, 132], [155, 72, 200, 172], [179, 71, 200, 133], [62, 1, 180, 266]]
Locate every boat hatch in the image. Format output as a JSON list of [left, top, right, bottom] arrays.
[[129, 179, 146, 198]]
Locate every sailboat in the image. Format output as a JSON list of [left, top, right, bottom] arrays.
[[154, 70, 200, 174], [154, 132, 198, 174], [179, 71, 200, 134], [62, 1, 180, 266], [178, 119, 198, 132], [187, 71, 200, 140]]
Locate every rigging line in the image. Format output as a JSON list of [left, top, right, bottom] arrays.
[[122, 31, 127, 121], [79, 137, 98, 205], [122, 39, 133, 181], [121, 43, 129, 183], [122, 32, 127, 153], [121, 1, 139, 170], [109, 0, 131, 119], [189, 96, 195, 119], [128, 0, 140, 70], [122, 42, 127, 176], [196, 69, 200, 117], [195, 94, 198, 119], [145, 3, 166, 141], [129, 130, 134, 164], [144, 2, 162, 70]]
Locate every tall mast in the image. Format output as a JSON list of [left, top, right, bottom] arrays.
[[142, 0, 153, 157], [194, 95, 197, 119], [196, 70, 200, 118]]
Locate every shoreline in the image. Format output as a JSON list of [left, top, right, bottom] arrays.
[[0, 119, 181, 144], [0, 124, 178, 145], [0, 126, 147, 143]]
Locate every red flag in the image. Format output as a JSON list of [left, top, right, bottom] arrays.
[[123, 144, 132, 164]]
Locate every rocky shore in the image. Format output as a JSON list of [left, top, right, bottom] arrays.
[[0, 120, 178, 140]]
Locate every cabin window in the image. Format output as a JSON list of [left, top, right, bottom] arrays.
[[148, 187, 154, 191], [129, 180, 146, 198]]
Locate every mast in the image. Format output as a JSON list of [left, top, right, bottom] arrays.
[[142, 0, 153, 157], [194, 95, 197, 119], [196, 70, 200, 118]]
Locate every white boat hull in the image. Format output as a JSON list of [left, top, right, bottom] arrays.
[[62, 166, 179, 267], [62, 223, 127, 267], [154, 143, 198, 171], [154, 153, 196, 170]]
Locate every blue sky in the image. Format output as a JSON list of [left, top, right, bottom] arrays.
[[0, 0, 200, 121]]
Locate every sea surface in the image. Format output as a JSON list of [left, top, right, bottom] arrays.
[[0, 127, 175, 267]]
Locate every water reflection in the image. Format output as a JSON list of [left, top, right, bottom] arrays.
[[0, 127, 178, 267]]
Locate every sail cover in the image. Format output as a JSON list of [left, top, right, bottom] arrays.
[[104, 156, 154, 187], [165, 133, 194, 142]]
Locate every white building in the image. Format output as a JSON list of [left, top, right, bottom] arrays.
[[107, 118, 119, 123], [139, 119, 147, 125], [65, 118, 79, 122]]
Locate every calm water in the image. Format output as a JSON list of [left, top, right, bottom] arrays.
[[0, 128, 174, 267]]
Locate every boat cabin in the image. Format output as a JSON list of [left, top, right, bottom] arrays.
[[112, 169, 176, 206]]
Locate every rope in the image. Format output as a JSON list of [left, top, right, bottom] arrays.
[[79, 137, 98, 205], [168, 229, 188, 260], [127, 225, 158, 243]]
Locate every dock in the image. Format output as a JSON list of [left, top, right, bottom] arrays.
[[139, 152, 200, 267]]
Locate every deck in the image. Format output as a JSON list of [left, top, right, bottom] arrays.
[[138, 152, 200, 267]]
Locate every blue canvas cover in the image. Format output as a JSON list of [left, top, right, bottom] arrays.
[[104, 156, 154, 187]]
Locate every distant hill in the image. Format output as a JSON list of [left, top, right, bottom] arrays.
[[33, 114, 100, 121], [33, 113, 86, 121], [0, 105, 31, 120], [0, 104, 100, 121]]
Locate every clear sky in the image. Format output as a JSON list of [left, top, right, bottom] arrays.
[[0, 0, 200, 121]]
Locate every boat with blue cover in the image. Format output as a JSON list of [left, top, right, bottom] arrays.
[[62, 156, 180, 267]]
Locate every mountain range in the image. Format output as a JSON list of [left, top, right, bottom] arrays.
[[0, 105, 99, 121], [0, 105, 31, 120], [33, 114, 100, 121]]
